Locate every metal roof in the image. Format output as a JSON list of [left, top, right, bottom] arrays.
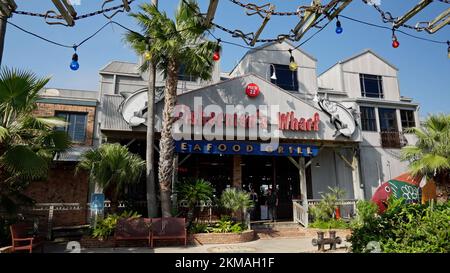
[[99, 61, 140, 76], [54, 146, 93, 162], [101, 94, 132, 131]]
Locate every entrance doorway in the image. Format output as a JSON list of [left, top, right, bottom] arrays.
[[242, 156, 309, 221]]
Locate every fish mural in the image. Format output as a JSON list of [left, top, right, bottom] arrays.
[[371, 173, 421, 213]]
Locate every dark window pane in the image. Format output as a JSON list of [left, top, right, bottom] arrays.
[[360, 106, 377, 131], [400, 110, 416, 130], [378, 108, 398, 132], [55, 112, 87, 143], [178, 64, 198, 82], [270, 64, 299, 92], [360, 74, 383, 98]]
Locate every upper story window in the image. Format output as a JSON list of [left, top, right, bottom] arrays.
[[360, 106, 377, 132], [55, 112, 87, 143], [178, 64, 198, 82], [360, 74, 383, 98], [270, 64, 299, 92], [400, 110, 416, 130], [378, 108, 398, 132]]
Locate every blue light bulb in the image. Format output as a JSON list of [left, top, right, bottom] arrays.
[[335, 20, 343, 34], [70, 60, 79, 71], [70, 52, 79, 71]]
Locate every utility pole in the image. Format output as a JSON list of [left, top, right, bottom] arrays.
[[146, 0, 158, 218], [0, 16, 6, 66], [0, 0, 17, 67]]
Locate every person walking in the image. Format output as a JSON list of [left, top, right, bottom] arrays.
[[266, 188, 278, 222], [249, 188, 259, 220]]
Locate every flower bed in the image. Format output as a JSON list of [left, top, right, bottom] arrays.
[[190, 230, 255, 245]]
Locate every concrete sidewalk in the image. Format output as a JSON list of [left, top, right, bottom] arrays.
[[46, 237, 350, 253]]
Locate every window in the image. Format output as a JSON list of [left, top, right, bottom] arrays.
[[270, 64, 299, 92], [178, 64, 198, 82], [360, 74, 383, 98], [55, 112, 87, 143], [400, 110, 416, 130], [378, 108, 398, 132], [360, 106, 377, 131]]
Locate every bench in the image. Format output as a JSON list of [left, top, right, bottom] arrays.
[[151, 217, 187, 248], [10, 223, 44, 253], [114, 218, 152, 247]]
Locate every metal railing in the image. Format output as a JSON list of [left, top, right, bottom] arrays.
[[380, 131, 408, 148]]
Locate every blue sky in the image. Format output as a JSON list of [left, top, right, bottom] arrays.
[[3, 0, 449, 116]]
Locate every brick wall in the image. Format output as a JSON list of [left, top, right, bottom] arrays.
[[23, 164, 90, 227], [33, 103, 96, 146]]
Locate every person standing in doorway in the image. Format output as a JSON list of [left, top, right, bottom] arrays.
[[266, 188, 278, 222]]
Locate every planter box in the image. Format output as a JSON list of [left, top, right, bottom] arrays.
[[80, 236, 148, 248], [189, 230, 255, 245]]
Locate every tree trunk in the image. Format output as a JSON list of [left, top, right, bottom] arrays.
[[435, 172, 449, 203], [158, 58, 178, 217], [146, 61, 157, 218]]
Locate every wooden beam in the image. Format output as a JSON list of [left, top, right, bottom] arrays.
[[250, 5, 274, 46], [122, 0, 131, 12], [204, 0, 219, 27], [394, 0, 432, 28], [51, 0, 77, 26], [288, 156, 300, 170], [426, 8, 450, 34], [334, 149, 354, 170]]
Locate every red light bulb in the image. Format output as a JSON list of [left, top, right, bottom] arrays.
[[213, 51, 220, 61], [392, 39, 400, 48]]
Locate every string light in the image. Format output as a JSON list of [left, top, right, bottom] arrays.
[[213, 39, 221, 61], [288, 49, 298, 71], [392, 28, 400, 48], [70, 47, 79, 71], [335, 16, 343, 34]]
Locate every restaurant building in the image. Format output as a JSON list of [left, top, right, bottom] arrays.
[[95, 41, 419, 225]]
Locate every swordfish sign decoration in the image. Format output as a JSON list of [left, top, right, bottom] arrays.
[[318, 98, 357, 138]]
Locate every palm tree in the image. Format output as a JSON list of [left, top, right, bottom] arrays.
[[401, 114, 450, 203], [177, 178, 214, 228], [220, 188, 254, 224], [77, 143, 145, 212], [125, 0, 218, 216], [0, 67, 71, 213]]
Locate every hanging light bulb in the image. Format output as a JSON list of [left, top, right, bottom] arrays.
[[335, 16, 343, 34], [288, 49, 298, 71], [392, 29, 399, 48], [213, 39, 221, 61], [70, 47, 79, 71]]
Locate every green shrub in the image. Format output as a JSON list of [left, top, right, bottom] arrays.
[[349, 199, 450, 253], [309, 187, 346, 222], [309, 219, 349, 229], [190, 216, 246, 234], [189, 222, 209, 234], [91, 210, 140, 240], [220, 188, 254, 223]]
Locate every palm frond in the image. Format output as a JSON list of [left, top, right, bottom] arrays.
[[0, 144, 49, 180]]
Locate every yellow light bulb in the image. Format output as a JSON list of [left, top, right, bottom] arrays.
[[289, 61, 298, 71], [144, 51, 151, 60]]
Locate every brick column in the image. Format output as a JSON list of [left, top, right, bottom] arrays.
[[232, 155, 242, 189]]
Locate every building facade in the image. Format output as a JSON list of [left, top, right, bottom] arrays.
[[95, 41, 419, 224]]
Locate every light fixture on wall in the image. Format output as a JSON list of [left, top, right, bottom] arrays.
[[315, 162, 321, 168], [313, 93, 320, 103], [269, 64, 277, 80]]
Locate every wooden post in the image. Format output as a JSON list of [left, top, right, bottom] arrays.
[[232, 155, 242, 189], [352, 149, 364, 200], [298, 157, 307, 206], [47, 205, 54, 240]]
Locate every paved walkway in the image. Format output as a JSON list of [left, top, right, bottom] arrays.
[[46, 237, 350, 253]]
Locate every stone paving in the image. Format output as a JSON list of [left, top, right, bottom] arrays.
[[45, 237, 351, 253]]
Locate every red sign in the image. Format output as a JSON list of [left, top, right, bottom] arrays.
[[245, 83, 260, 97]]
